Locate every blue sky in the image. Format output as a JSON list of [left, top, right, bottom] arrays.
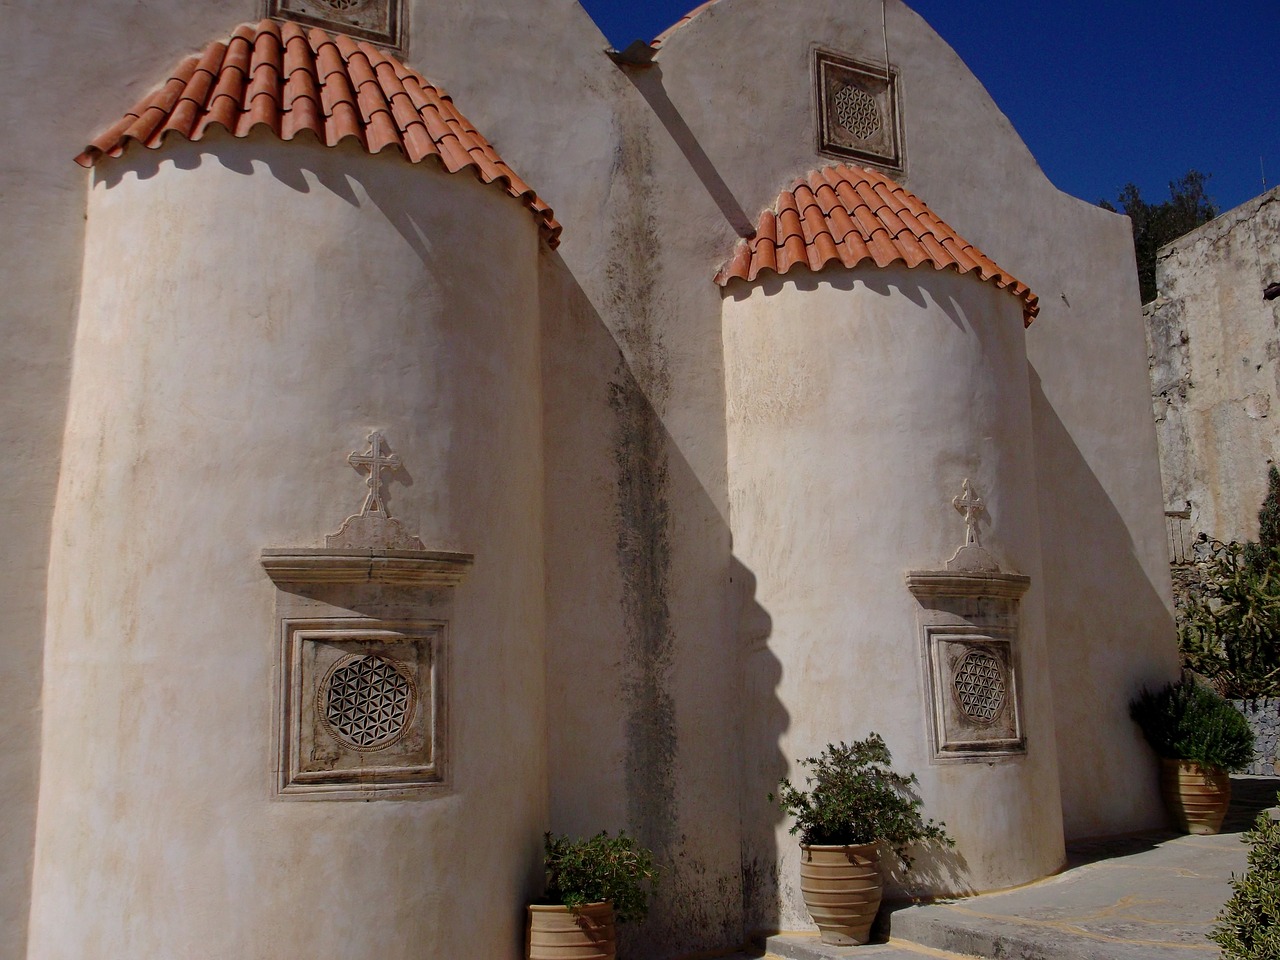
[[578, 0, 1279, 214]]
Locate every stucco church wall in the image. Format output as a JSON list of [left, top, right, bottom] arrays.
[[400, 0, 1178, 946], [5, 0, 1184, 954], [29, 137, 547, 959], [1146, 186, 1280, 544], [647, 0, 1177, 843], [0, 3, 257, 956], [724, 268, 1065, 920], [406, 4, 749, 953]]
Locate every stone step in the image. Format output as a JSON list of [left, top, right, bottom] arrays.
[[756, 933, 980, 959]]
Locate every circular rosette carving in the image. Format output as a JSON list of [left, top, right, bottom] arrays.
[[320, 654, 416, 750]]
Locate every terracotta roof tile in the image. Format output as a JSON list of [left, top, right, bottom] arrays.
[[651, 0, 721, 49], [75, 19, 561, 246], [716, 164, 1039, 325]]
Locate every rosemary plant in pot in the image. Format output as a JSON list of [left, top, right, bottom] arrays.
[[1130, 677, 1255, 834], [527, 831, 657, 960], [771, 734, 953, 945]]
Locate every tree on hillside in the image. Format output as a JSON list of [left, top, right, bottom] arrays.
[[1100, 170, 1218, 304]]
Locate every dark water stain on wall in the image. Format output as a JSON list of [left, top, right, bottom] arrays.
[[604, 101, 686, 954]]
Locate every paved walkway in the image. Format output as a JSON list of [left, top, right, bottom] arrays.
[[721, 777, 1276, 960]]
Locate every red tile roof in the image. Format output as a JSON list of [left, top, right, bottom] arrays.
[[717, 164, 1039, 325], [74, 20, 561, 246], [652, 0, 721, 48]]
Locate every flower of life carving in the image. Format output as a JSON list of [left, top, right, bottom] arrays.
[[834, 84, 881, 141], [952, 651, 1007, 725], [319, 0, 360, 9], [321, 655, 416, 750]]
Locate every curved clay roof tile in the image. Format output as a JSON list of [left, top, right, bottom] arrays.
[[716, 164, 1039, 325], [651, 0, 722, 49], [75, 19, 561, 247]]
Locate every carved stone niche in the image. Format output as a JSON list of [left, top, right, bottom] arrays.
[[266, 0, 405, 49], [907, 570, 1030, 761], [263, 433, 472, 799], [815, 49, 905, 175]]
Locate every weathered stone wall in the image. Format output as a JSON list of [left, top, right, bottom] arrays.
[[1146, 186, 1280, 545], [1234, 699, 1280, 777]]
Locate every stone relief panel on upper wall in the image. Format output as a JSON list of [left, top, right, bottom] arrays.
[[815, 50, 905, 175], [267, 0, 404, 48]]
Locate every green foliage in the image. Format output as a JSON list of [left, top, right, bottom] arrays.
[[1129, 677, 1255, 772], [542, 831, 657, 924], [1099, 170, 1217, 303], [1178, 537, 1280, 700], [1258, 466, 1280, 560], [1210, 804, 1280, 958], [769, 734, 953, 868]]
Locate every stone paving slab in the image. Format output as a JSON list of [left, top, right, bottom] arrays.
[[721, 779, 1277, 960], [884, 776, 1278, 960], [720, 937, 978, 960]]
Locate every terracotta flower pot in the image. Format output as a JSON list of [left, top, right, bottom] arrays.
[[799, 843, 883, 945], [1159, 758, 1231, 835], [526, 901, 615, 960]]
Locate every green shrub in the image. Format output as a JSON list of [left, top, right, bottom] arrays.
[[1210, 805, 1280, 958], [1129, 677, 1255, 772], [769, 733, 953, 868], [1178, 538, 1280, 699], [541, 831, 657, 924]]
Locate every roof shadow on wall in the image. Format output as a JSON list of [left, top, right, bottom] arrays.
[[723, 267, 970, 335], [539, 248, 789, 957], [90, 132, 367, 210]]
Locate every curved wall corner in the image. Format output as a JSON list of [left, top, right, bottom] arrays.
[[724, 265, 1064, 923], [30, 136, 547, 959]]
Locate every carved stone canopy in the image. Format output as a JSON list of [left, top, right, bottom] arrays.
[[261, 432, 472, 588]]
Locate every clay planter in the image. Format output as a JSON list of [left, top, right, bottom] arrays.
[[799, 843, 883, 945], [527, 901, 615, 960], [1160, 758, 1231, 835]]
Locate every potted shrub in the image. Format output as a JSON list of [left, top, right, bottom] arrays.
[[770, 734, 953, 945], [1130, 677, 1255, 834], [527, 830, 657, 960]]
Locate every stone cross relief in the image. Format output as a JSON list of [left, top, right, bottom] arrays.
[[348, 431, 400, 519], [952, 479, 985, 547], [946, 478, 999, 573], [325, 431, 425, 551]]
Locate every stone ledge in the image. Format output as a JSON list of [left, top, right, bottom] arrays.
[[906, 571, 1031, 600], [261, 548, 474, 587]]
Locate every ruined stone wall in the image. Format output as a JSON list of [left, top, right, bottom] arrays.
[[1234, 699, 1280, 778], [1146, 186, 1280, 545]]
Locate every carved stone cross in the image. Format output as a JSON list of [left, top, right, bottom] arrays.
[[348, 431, 401, 518], [953, 479, 985, 547]]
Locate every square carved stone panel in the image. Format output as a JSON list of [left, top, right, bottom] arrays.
[[926, 630, 1024, 758], [267, 0, 404, 49], [277, 618, 445, 799], [815, 50, 904, 174]]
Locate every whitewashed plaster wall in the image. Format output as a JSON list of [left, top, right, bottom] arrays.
[[607, 0, 1179, 845], [724, 268, 1064, 922], [1147, 186, 1280, 543], [0, 3, 257, 957], [382, 0, 1176, 946], [29, 137, 547, 959], [5, 0, 1182, 956]]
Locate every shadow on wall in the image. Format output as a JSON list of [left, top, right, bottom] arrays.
[[724, 268, 971, 337], [538, 249, 793, 957], [730, 557, 791, 942], [1026, 364, 1178, 840]]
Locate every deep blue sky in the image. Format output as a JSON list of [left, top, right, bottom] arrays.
[[579, 0, 1279, 214]]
